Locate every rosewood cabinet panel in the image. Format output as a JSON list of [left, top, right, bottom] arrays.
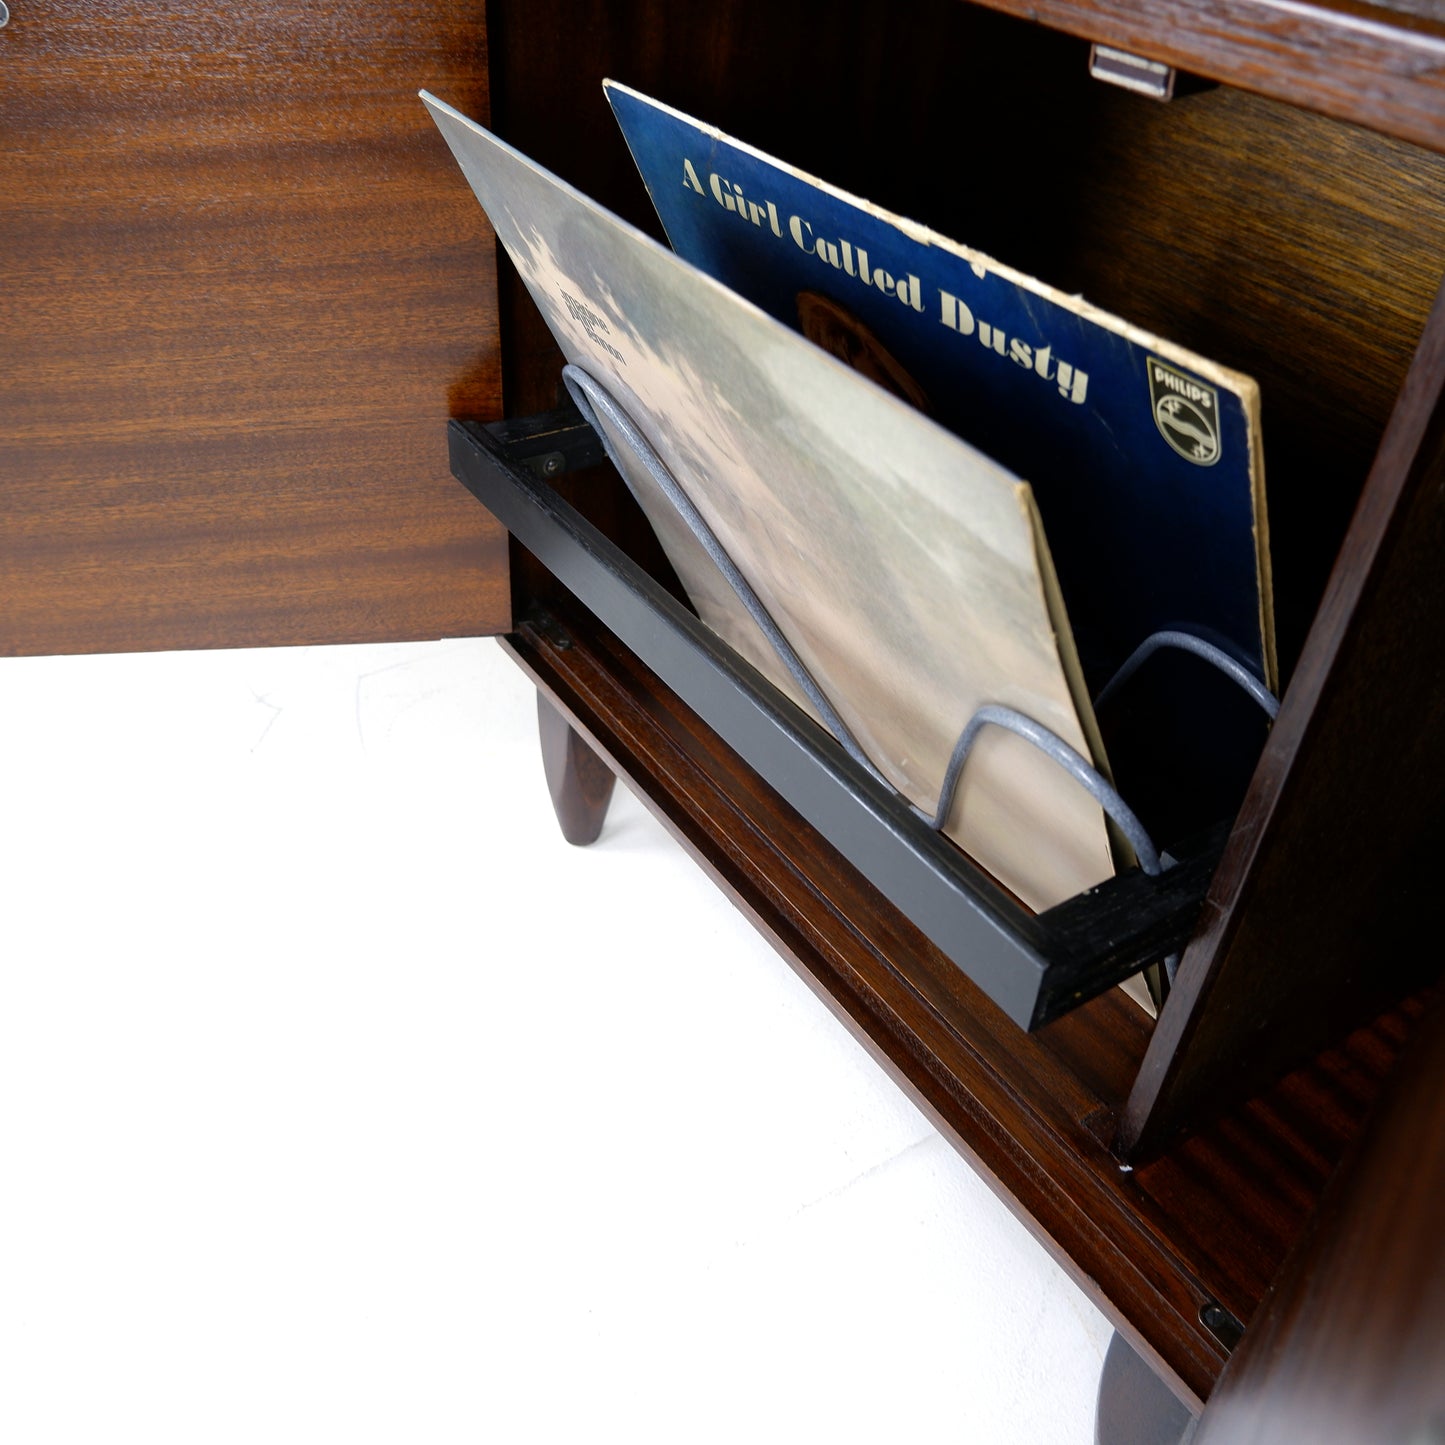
[[0, 1, 508, 656]]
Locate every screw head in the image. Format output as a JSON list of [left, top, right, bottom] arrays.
[[1200, 1301, 1245, 1350]]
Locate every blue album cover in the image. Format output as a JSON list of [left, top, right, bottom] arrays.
[[606, 81, 1276, 839]]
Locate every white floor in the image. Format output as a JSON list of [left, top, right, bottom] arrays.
[[0, 636, 1113, 1443]]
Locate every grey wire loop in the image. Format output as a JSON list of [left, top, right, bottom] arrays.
[[561, 364, 887, 785], [1091, 628, 1277, 993], [1094, 628, 1280, 719], [928, 703, 1162, 875], [932, 706, 1175, 1001]]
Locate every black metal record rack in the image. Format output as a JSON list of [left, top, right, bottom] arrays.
[[448, 406, 1227, 1031]]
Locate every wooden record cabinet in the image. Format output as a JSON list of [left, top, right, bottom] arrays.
[[6, 0, 1444, 1434], [482, 0, 1445, 1420]]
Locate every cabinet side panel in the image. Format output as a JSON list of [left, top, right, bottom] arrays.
[[1189, 986, 1445, 1445], [0, 2, 507, 657], [1122, 277, 1445, 1157]]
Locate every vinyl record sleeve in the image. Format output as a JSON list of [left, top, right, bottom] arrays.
[[605, 82, 1275, 841], [423, 91, 1117, 911]]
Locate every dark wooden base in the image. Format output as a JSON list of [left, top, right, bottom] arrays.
[[1189, 987, 1445, 1444], [502, 606, 1415, 1408], [538, 692, 617, 845], [1097, 1333, 1197, 1445]]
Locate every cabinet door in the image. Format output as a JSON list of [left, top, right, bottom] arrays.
[[1, 2, 507, 657]]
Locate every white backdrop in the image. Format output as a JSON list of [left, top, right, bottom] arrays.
[[0, 636, 1111, 1442]]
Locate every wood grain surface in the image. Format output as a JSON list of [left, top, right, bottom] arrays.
[[1, 2, 507, 656], [971, 0, 1445, 156], [1190, 984, 1445, 1443], [1122, 274, 1445, 1157], [504, 603, 1417, 1411], [489, 0, 1445, 683]]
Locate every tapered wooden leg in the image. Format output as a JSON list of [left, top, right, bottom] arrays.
[[1095, 1333, 1196, 1445], [537, 692, 617, 845]]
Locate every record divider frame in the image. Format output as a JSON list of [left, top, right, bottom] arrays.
[[448, 408, 1227, 1033]]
